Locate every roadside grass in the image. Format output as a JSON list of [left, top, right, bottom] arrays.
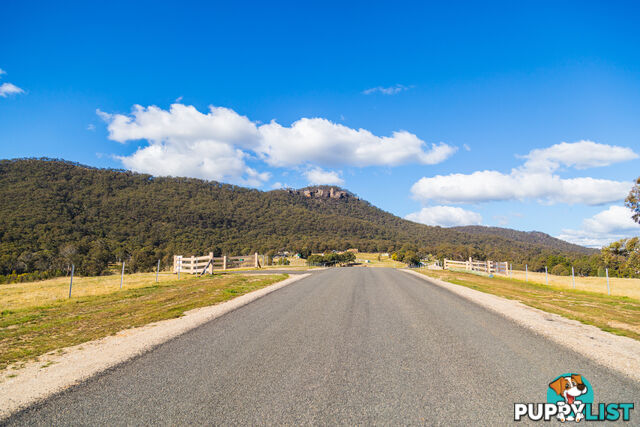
[[0, 274, 287, 370], [416, 269, 640, 341]]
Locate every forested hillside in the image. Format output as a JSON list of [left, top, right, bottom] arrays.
[[452, 226, 594, 254], [0, 158, 596, 276]]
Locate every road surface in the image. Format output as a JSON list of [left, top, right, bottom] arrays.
[[6, 268, 639, 425]]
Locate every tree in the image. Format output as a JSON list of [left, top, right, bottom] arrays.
[[551, 264, 569, 276], [298, 247, 311, 259], [342, 251, 356, 264], [626, 176, 640, 224], [402, 250, 421, 266]]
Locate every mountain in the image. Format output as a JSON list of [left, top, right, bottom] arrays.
[[0, 158, 593, 275], [452, 226, 594, 255]]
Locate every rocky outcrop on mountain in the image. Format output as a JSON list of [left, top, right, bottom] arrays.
[[287, 186, 356, 200]]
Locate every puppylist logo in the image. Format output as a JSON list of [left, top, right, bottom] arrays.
[[514, 373, 634, 422]]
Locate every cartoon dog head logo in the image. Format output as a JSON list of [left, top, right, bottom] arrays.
[[549, 374, 588, 405], [547, 374, 593, 422]]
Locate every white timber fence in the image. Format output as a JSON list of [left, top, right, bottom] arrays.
[[173, 252, 262, 274], [444, 257, 509, 275]]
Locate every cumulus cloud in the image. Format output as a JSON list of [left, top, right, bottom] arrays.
[[558, 206, 640, 248], [0, 82, 24, 97], [405, 206, 482, 227], [257, 117, 456, 168], [99, 104, 266, 186], [98, 104, 258, 147], [99, 103, 455, 185], [119, 139, 270, 186], [271, 182, 290, 190], [411, 141, 636, 206], [362, 84, 411, 95], [0, 69, 24, 98], [304, 167, 344, 185], [411, 170, 631, 205], [522, 140, 638, 172]]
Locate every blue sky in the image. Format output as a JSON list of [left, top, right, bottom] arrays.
[[1, 0, 639, 247]]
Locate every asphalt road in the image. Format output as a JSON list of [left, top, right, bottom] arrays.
[[6, 268, 640, 425]]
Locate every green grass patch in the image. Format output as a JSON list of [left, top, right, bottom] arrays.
[[0, 274, 287, 370], [417, 269, 640, 341]]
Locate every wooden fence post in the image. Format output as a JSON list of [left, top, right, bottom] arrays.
[[208, 252, 214, 274], [223, 255, 227, 270], [254, 252, 259, 268]]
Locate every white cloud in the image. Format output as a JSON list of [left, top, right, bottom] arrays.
[[304, 167, 344, 185], [522, 140, 638, 172], [362, 84, 410, 95], [0, 69, 5, 76], [558, 206, 640, 248], [99, 104, 265, 186], [87, 124, 96, 131], [411, 170, 631, 205], [411, 141, 636, 206], [120, 141, 270, 187], [271, 182, 290, 189], [405, 206, 482, 227], [98, 104, 258, 147], [463, 144, 471, 151], [0, 82, 24, 97], [257, 117, 456, 168], [99, 103, 456, 185]]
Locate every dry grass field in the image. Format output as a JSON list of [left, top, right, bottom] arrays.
[[355, 252, 407, 268], [509, 269, 640, 300], [1, 272, 179, 311], [0, 273, 287, 369]]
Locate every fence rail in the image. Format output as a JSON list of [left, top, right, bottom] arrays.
[[173, 252, 261, 274], [444, 257, 509, 275]]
